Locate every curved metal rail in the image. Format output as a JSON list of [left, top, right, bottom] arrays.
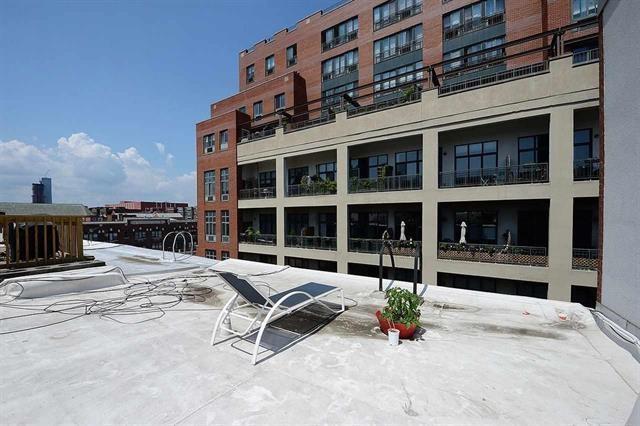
[[161, 230, 194, 261]]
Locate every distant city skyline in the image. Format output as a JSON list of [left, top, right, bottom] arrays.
[[0, 0, 327, 205]]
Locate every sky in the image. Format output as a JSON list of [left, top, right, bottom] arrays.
[[0, 0, 328, 206]]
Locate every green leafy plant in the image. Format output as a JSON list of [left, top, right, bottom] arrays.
[[382, 287, 424, 328], [244, 227, 261, 242]]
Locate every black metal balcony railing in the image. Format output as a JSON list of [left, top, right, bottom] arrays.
[[322, 63, 358, 82], [287, 181, 337, 197], [285, 235, 337, 251], [574, 158, 600, 181], [438, 242, 548, 267], [241, 127, 276, 142], [375, 39, 423, 63], [374, 4, 423, 31], [322, 30, 358, 52], [443, 12, 505, 40], [239, 233, 277, 246], [439, 163, 549, 188], [349, 174, 422, 193], [572, 248, 599, 270], [347, 90, 422, 117], [285, 113, 337, 133], [238, 187, 276, 200], [348, 239, 421, 256], [439, 61, 548, 95], [572, 48, 599, 65]]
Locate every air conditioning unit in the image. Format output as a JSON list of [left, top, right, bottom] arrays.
[[206, 195, 215, 202], [206, 235, 216, 242], [205, 146, 214, 154], [221, 194, 229, 201], [222, 235, 230, 243]]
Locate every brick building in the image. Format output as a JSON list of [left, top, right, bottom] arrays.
[[196, 0, 600, 303]]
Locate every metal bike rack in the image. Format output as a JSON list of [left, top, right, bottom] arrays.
[[162, 230, 194, 261]]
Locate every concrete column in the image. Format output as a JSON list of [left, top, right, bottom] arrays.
[[276, 156, 286, 266], [336, 145, 349, 273], [547, 106, 575, 301], [422, 129, 439, 286]]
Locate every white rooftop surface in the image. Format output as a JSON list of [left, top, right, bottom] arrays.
[[1, 243, 638, 425]]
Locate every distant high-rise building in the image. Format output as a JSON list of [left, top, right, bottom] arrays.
[[31, 177, 52, 204]]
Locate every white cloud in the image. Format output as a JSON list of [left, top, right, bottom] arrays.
[[0, 133, 195, 206], [154, 142, 174, 165]]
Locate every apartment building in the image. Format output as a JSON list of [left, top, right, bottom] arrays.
[[196, 0, 600, 304]]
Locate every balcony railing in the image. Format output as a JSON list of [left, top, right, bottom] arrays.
[[349, 174, 422, 193], [241, 127, 276, 142], [572, 248, 599, 271], [349, 238, 421, 256], [439, 61, 548, 95], [285, 113, 336, 133], [287, 181, 337, 197], [438, 242, 548, 267], [238, 187, 276, 200], [572, 48, 599, 65], [322, 30, 358, 52], [439, 163, 549, 188], [322, 63, 358, 82], [239, 233, 277, 246], [443, 12, 505, 40], [285, 235, 337, 251], [574, 158, 600, 181], [347, 90, 422, 117], [375, 39, 423, 63], [374, 4, 423, 31]]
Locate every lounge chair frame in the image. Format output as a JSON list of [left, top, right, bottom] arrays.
[[211, 273, 344, 364]]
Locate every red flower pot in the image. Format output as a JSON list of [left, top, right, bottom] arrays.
[[376, 310, 417, 339]]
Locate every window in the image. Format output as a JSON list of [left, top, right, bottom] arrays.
[[322, 49, 359, 81], [322, 17, 359, 51], [574, 129, 593, 160], [443, 37, 505, 73], [443, 0, 505, 39], [203, 133, 215, 154], [395, 150, 422, 176], [287, 213, 309, 235], [288, 166, 309, 185], [259, 213, 277, 235], [238, 106, 247, 114], [454, 141, 497, 184], [259, 170, 276, 188], [265, 55, 275, 76], [205, 211, 216, 241], [374, 0, 423, 31], [151, 230, 162, 240], [204, 170, 216, 201], [518, 135, 549, 165], [572, 0, 598, 20], [374, 24, 423, 63], [322, 82, 358, 108], [221, 210, 230, 243], [374, 61, 423, 97], [219, 130, 228, 151], [286, 44, 297, 66], [204, 249, 216, 259], [368, 154, 388, 178], [135, 230, 146, 241], [455, 210, 497, 244], [246, 64, 255, 83], [318, 213, 337, 237], [253, 101, 263, 119], [316, 162, 336, 181], [221, 251, 230, 260], [220, 168, 229, 198], [274, 93, 285, 111], [106, 231, 118, 242]]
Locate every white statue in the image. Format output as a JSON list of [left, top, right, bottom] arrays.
[[400, 221, 407, 241], [459, 221, 467, 244]]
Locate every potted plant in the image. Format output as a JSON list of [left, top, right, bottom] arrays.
[[376, 287, 424, 341]]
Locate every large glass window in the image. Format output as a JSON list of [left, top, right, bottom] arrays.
[[265, 55, 275, 76], [203, 133, 215, 154], [288, 166, 309, 185], [274, 93, 285, 110], [455, 141, 497, 177], [205, 211, 216, 238], [219, 130, 228, 151], [574, 129, 593, 160], [221, 210, 230, 242], [374, 61, 423, 96], [443, 36, 505, 73], [572, 0, 598, 20], [286, 44, 297, 66], [322, 82, 358, 108], [322, 17, 358, 51], [374, 0, 423, 30], [246, 64, 255, 83], [259, 170, 276, 188], [253, 101, 263, 119], [443, 0, 505, 38], [316, 162, 336, 181], [287, 213, 309, 235], [259, 213, 276, 235], [319, 213, 337, 237], [204, 249, 216, 259], [368, 154, 388, 178], [518, 135, 549, 165], [322, 49, 359, 81], [374, 24, 423, 63], [455, 210, 497, 244], [220, 168, 229, 197], [204, 170, 216, 201], [395, 150, 422, 176]]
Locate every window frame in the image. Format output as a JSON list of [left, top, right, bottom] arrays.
[[274, 93, 286, 111], [219, 130, 229, 151], [265, 55, 275, 76], [253, 101, 263, 119], [286, 44, 297, 67], [246, 64, 255, 83], [203, 133, 215, 154], [204, 170, 216, 201]]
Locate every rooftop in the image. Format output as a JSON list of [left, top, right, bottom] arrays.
[[1, 242, 638, 424]]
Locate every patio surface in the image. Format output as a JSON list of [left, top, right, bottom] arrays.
[[0, 244, 638, 425]]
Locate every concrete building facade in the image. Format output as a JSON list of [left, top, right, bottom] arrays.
[[196, 0, 601, 304]]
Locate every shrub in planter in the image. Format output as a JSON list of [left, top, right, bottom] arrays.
[[376, 288, 424, 339]]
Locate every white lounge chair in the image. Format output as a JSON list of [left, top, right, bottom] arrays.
[[211, 271, 345, 364]]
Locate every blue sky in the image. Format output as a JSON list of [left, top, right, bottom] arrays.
[[0, 0, 328, 205]]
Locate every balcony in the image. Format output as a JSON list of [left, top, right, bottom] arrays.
[[322, 63, 358, 82], [238, 233, 276, 246], [347, 90, 421, 117], [287, 181, 337, 197], [349, 174, 422, 193], [443, 13, 505, 41], [348, 238, 421, 256], [574, 158, 600, 181], [238, 187, 276, 200], [285, 113, 336, 133], [285, 235, 337, 251], [572, 248, 598, 271], [375, 39, 423, 63], [322, 30, 358, 52], [439, 62, 548, 96], [240, 127, 276, 143], [438, 242, 548, 267], [374, 4, 423, 31], [439, 163, 549, 189], [572, 48, 599, 65]]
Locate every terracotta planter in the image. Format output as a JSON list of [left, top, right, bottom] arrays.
[[376, 310, 417, 339]]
